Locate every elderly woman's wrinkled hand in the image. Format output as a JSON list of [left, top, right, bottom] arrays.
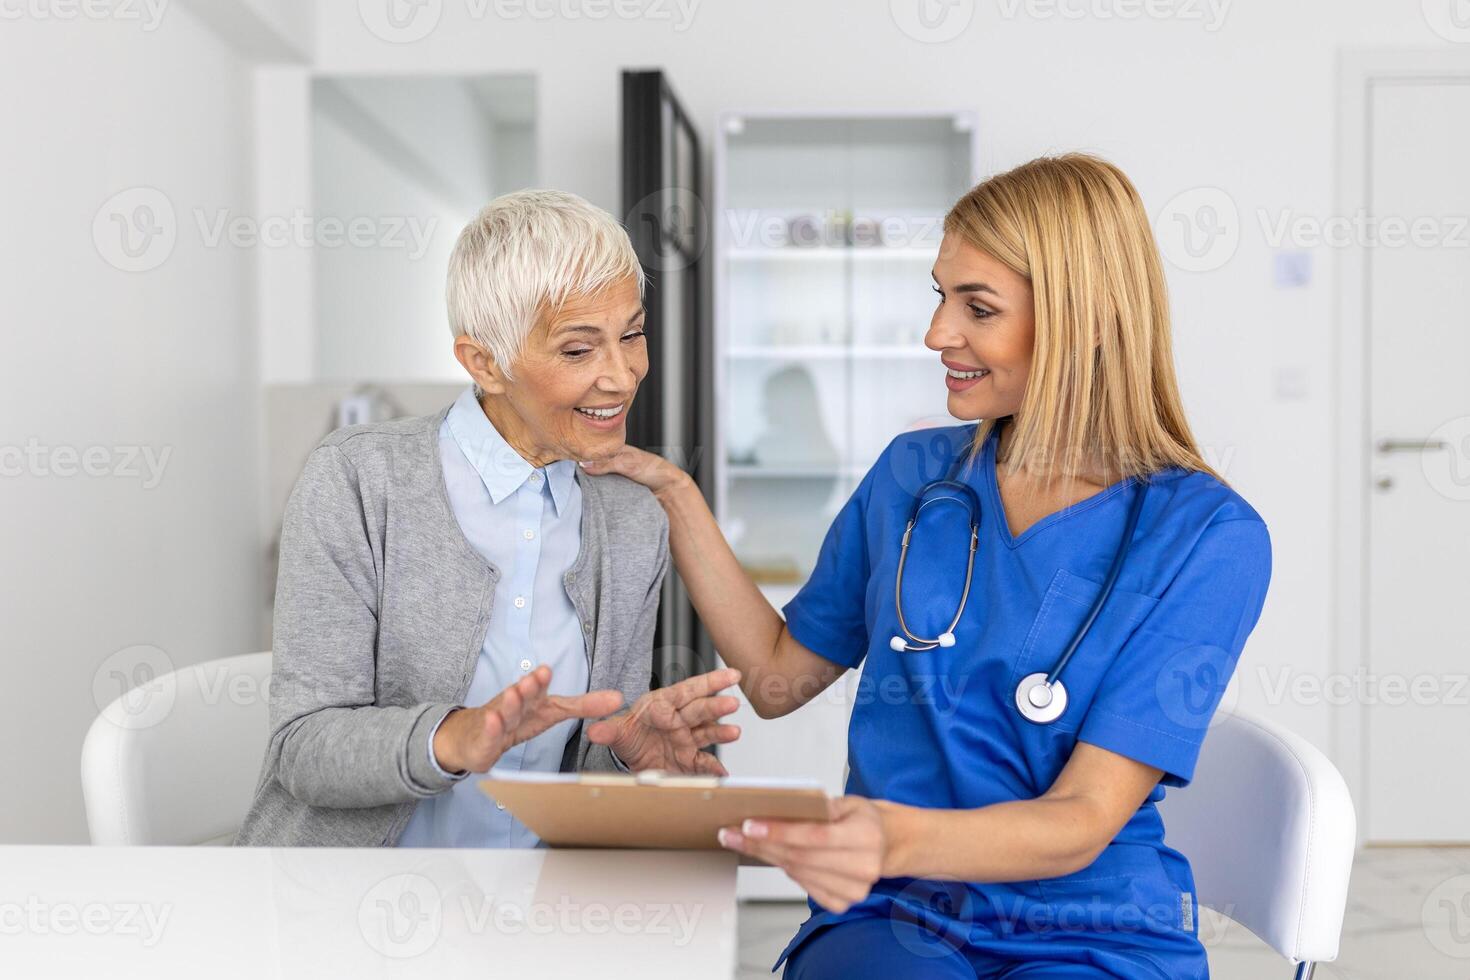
[[433, 665, 624, 774], [584, 667, 743, 775]]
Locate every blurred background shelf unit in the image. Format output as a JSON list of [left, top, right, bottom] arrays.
[[715, 111, 979, 598], [712, 110, 979, 897]]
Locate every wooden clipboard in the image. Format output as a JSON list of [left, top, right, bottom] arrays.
[[479, 770, 832, 850]]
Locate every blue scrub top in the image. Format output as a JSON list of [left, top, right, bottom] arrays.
[[775, 421, 1271, 973]]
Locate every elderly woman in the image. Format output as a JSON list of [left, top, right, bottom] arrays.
[[235, 190, 741, 848]]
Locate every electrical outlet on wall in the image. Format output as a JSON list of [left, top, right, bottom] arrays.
[[1274, 365, 1311, 400], [336, 394, 377, 428], [1273, 249, 1312, 288]]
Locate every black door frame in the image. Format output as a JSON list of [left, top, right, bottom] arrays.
[[620, 69, 714, 688]]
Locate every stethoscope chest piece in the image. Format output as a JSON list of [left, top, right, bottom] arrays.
[[1015, 672, 1068, 724]]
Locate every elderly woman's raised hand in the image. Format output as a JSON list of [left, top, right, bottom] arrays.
[[584, 668, 743, 776], [432, 665, 624, 775]]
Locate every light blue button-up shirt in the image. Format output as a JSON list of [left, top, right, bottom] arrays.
[[397, 387, 597, 848]]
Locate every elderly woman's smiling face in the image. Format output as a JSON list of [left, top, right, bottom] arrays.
[[463, 275, 647, 466]]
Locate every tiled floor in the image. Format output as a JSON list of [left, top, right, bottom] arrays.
[[736, 847, 1470, 978]]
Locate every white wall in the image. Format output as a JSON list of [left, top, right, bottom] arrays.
[[0, 11, 265, 842], [311, 76, 501, 380], [310, 0, 1454, 758]]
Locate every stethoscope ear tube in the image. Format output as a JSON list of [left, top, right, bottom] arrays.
[[890, 506, 978, 653]]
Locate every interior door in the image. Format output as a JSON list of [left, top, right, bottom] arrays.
[[1366, 79, 1470, 842], [621, 70, 712, 689]]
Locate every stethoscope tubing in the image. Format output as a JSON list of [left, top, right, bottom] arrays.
[[891, 452, 1151, 712], [1043, 473, 1149, 685], [892, 487, 979, 652]]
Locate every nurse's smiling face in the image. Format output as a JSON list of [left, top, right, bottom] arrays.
[[925, 233, 1035, 422]]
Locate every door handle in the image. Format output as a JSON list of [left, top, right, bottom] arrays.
[[1375, 438, 1449, 454]]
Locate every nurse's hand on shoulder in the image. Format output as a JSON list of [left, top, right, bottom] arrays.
[[432, 665, 624, 774], [717, 797, 887, 914], [577, 446, 690, 500], [585, 668, 744, 776]]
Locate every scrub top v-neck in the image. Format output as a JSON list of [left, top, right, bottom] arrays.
[[774, 421, 1272, 977]]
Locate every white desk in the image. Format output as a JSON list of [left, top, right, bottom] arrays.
[[0, 846, 741, 978]]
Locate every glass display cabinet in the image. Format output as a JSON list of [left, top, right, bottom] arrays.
[[712, 110, 979, 896]]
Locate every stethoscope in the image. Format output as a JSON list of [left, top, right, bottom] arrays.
[[888, 452, 1150, 725]]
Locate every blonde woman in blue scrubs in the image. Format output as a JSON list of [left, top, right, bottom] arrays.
[[584, 154, 1272, 979]]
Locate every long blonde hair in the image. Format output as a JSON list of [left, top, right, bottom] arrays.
[[943, 153, 1225, 487]]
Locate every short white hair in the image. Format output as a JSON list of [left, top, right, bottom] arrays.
[[447, 189, 645, 383]]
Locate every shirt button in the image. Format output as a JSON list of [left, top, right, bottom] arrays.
[[582, 621, 592, 634], [514, 596, 526, 609], [523, 529, 535, 540], [519, 658, 532, 671], [496, 801, 506, 810], [529, 472, 542, 484]]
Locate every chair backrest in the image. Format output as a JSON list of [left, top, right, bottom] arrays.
[[81, 652, 273, 845], [1157, 709, 1356, 965]]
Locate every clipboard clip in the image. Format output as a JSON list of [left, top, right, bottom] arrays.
[[633, 770, 722, 788]]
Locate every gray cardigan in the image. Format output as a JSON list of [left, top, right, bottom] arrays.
[[233, 406, 669, 847]]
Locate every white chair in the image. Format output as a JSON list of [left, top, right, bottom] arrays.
[[81, 651, 272, 845], [1158, 709, 1356, 980]]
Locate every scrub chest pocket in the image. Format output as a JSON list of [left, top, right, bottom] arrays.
[[1009, 567, 1160, 733]]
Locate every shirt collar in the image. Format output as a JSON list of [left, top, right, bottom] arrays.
[[446, 386, 576, 515]]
